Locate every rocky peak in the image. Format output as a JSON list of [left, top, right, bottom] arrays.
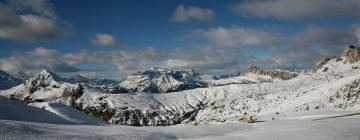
[[25, 70, 63, 93], [247, 66, 298, 80], [341, 45, 360, 64], [248, 66, 264, 75]]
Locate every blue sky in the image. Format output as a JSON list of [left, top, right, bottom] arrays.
[[1, 0, 360, 79]]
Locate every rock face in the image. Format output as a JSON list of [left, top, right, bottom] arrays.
[[248, 66, 298, 80], [341, 45, 360, 64], [119, 67, 207, 93]]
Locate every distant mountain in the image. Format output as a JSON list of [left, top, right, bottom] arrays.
[[119, 67, 208, 93], [67, 75, 124, 94], [0, 70, 23, 90], [67, 75, 118, 86], [10, 71, 31, 82], [247, 66, 298, 80]]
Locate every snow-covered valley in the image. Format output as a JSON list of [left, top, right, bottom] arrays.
[[1, 110, 360, 140]]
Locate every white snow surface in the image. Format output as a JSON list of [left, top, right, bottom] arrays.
[[0, 110, 360, 140]]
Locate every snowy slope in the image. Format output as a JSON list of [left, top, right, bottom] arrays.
[[0, 96, 74, 124], [1, 110, 360, 140]]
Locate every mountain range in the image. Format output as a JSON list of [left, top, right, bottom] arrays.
[[1, 45, 360, 126]]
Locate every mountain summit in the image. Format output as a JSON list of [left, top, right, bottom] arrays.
[[341, 45, 360, 64]]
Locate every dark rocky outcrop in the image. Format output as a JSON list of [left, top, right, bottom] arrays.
[[341, 45, 360, 64], [248, 66, 298, 80]]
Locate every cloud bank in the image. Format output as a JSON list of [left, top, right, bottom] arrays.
[[231, 0, 360, 20], [171, 5, 215, 22], [0, 0, 71, 42]]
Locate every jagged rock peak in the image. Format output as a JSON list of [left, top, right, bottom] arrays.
[[341, 44, 360, 64], [247, 66, 298, 80]]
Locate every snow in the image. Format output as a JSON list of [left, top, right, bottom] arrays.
[[0, 96, 73, 124], [0, 96, 104, 125], [0, 110, 359, 140]]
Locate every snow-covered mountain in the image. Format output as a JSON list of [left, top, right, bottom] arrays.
[[10, 71, 31, 82], [1, 70, 84, 105], [1, 45, 360, 127], [119, 67, 208, 93], [67, 75, 125, 94], [0, 70, 23, 90], [67, 75, 118, 86]]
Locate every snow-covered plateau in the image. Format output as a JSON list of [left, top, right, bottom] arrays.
[[1, 45, 360, 139]]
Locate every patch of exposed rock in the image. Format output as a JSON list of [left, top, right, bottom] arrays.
[[248, 66, 298, 80], [342, 45, 360, 64]]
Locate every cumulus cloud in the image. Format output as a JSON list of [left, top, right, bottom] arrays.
[[195, 26, 355, 49], [183, 25, 359, 72], [0, 0, 71, 42], [171, 5, 215, 22], [197, 27, 283, 47], [0, 47, 80, 73], [90, 33, 118, 47], [231, 0, 360, 20]]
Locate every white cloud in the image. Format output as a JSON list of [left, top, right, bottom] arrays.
[[171, 5, 215, 22], [0, 47, 79, 73], [231, 0, 360, 20], [0, 0, 71, 42], [78, 72, 97, 79], [90, 33, 118, 47], [199, 27, 282, 47]]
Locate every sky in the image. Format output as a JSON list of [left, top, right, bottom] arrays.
[[1, 0, 360, 79]]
